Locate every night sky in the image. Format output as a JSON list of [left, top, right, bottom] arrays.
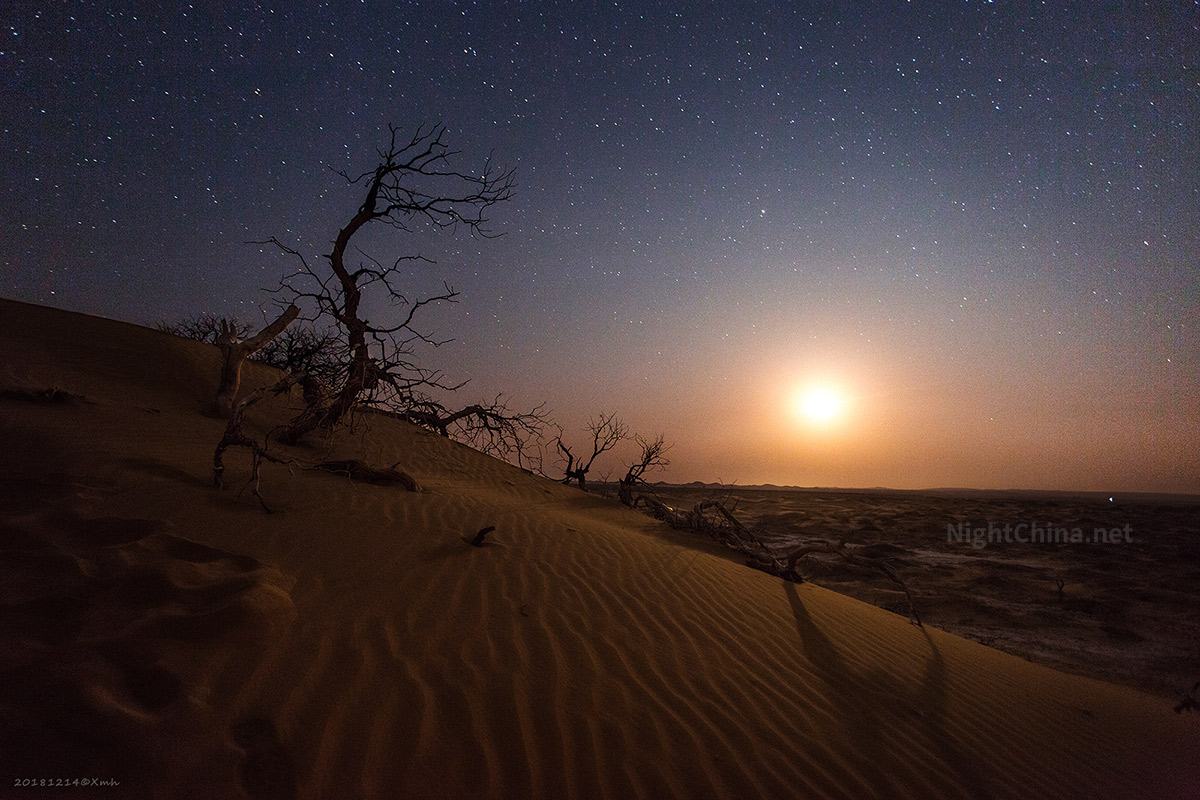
[[4, 2, 1198, 493]]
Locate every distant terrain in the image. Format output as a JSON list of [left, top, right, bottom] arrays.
[[603, 483, 1200, 699]]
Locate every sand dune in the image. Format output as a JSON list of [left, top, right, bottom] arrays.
[[1, 298, 1196, 798], [644, 484, 1200, 700]]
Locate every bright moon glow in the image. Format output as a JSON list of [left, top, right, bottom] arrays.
[[793, 385, 847, 427]]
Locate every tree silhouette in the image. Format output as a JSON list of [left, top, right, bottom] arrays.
[[555, 412, 627, 491], [618, 433, 671, 506], [262, 123, 516, 444]]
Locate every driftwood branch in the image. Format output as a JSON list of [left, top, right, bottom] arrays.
[[214, 304, 300, 417], [633, 493, 923, 626], [311, 460, 419, 491], [772, 540, 923, 627], [465, 526, 495, 547], [212, 373, 304, 511], [634, 495, 770, 558]]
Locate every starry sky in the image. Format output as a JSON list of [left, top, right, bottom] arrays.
[[3, 2, 1198, 493]]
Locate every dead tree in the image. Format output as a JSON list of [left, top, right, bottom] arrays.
[[311, 459, 419, 490], [555, 412, 627, 491], [212, 373, 305, 511], [402, 394, 549, 472], [212, 305, 299, 417], [253, 324, 345, 388], [634, 495, 768, 557], [262, 123, 515, 444], [631, 494, 924, 626], [156, 314, 252, 344], [618, 433, 670, 506], [770, 540, 923, 626]]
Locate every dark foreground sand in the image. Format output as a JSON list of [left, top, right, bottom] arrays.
[[1, 298, 1197, 798]]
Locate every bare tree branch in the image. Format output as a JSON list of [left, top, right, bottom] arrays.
[[212, 305, 299, 418], [400, 393, 550, 472], [256, 123, 514, 444], [212, 373, 304, 512], [630, 492, 924, 625], [618, 433, 671, 506], [156, 314, 253, 344], [555, 412, 628, 491]]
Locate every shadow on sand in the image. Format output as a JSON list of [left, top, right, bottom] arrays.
[[783, 580, 993, 799]]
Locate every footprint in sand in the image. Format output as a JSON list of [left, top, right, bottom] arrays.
[[0, 489, 295, 791]]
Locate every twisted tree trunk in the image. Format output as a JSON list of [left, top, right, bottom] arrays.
[[213, 304, 299, 418]]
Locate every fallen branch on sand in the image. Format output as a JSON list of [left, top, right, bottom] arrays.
[[464, 526, 496, 547], [213, 375, 422, 510], [311, 460, 420, 490], [213, 304, 299, 418], [633, 492, 923, 626], [768, 540, 923, 627], [212, 374, 304, 512], [1, 386, 89, 404], [633, 495, 771, 558]]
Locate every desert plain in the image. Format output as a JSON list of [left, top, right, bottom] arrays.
[[1, 297, 1197, 798]]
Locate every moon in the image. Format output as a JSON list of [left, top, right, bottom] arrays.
[[793, 384, 848, 427]]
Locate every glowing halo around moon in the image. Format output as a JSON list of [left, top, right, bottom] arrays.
[[790, 383, 851, 430]]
